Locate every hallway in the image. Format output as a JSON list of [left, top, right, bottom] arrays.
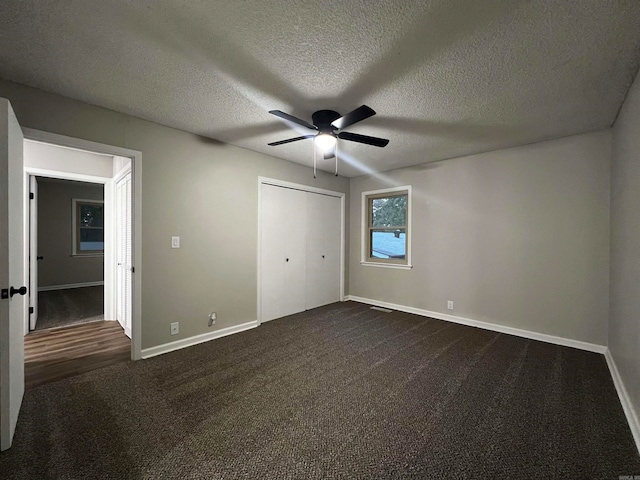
[[24, 320, 130, 389]]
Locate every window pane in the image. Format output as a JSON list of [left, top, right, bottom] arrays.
[[80, 204, 103, 228], [371, 195, 406, 228], [370, 229, 406, 259], [80, 227, 104, 251]]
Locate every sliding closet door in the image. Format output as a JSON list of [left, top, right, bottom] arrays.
[[305, 192, 341, 310], [261, 184, 307, 322]]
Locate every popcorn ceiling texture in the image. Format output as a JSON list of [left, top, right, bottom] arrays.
[[0, 0, 639, 176]]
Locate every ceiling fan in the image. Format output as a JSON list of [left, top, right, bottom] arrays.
[[267, 105, 389, 166]]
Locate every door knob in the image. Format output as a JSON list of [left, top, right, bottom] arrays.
[[10, 286, 27, 297], [37, 256, 43, 260]]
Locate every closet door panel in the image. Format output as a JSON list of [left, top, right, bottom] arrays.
[[261, 184, 307, 321], [260, 184, 287, 322], [282, 188, 307, 317], [306, 192, 341, 309]]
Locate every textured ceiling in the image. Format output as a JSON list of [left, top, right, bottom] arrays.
[[1, 1, 640, 177]]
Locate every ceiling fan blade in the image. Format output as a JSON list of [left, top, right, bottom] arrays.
[[268, 110, 317, 130], [338, 131, 389, 147], [331, 105, 376, 130], [268, 135, 315, 146]]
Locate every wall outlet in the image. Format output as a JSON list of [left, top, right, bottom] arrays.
[[170, 322, 179, 335], [171, 236, 180, 248], [208, 312, 216, 327], [447, 300, 454, 310]]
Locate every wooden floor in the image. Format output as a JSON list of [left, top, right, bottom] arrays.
[[24, 320, 131, 389]]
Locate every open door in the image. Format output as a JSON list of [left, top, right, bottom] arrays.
[[28, 175, 38, 330], [0, 98, 26, 451], [115, 169, 132, 338]]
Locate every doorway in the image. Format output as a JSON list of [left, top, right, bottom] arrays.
[[21, 129, 142, 361], [22, 139, 135, 387], [30, 177, 106, 332]]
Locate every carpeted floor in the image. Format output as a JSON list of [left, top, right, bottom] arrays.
[[35, 285, 104, 331], [1, 301, 639, 479]]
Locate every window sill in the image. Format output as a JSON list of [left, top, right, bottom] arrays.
[[360, 261, 412, 270], [71, 253, 104, 258]]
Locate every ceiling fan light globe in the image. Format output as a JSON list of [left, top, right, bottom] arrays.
[[315, 134, 336, 151]]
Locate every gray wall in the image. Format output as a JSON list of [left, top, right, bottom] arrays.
[[37, 178, 104, 288], [349, 130, 611, 345], [610, 72, 640, 426], [0, 78, 349, 349]]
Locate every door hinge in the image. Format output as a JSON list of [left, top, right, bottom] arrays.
[[131, 266, 135, 273], [29, 306, 34, 314], [29, 192, 34, 200]]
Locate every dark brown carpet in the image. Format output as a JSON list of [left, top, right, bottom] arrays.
[[1, 301, 638, 479], [35, 285, 104, 331]]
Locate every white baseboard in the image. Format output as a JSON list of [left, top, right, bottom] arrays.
[[141, 320, 258, 359], [345, 295, 607, 354], [39, 281, 104, 292], [605, 349, 640, 455]]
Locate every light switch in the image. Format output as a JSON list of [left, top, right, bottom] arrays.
[[171, 236, 180, 248]]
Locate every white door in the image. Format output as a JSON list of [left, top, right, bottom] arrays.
[[305, 192, 341, 310], [28, 175, 38, 330], [0, 98, 26, 451], [260, 184, 306, 322], [115, 171, 132, 337], [282, 188, 307, 317]]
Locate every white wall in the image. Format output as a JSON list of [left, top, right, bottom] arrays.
[[113, 155, 131, 176], [610, 71, 640, 438], [24, 140, 112, 177], [350, 130, 611, 346]]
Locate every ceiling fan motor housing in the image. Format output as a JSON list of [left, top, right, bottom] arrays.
[[312, 110, 341, 134]]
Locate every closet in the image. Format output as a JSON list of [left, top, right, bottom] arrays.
[[260, 182, 342, 322]]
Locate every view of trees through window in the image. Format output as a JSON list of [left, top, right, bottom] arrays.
[[370, 194, 407, 260]]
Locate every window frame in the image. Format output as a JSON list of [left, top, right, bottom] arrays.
[[361, 185, 412, 269], [72, 198, 105, 256]]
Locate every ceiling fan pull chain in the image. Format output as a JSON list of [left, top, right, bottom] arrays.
[[335, 143, 339, 177], [313, 142, 317, 179]]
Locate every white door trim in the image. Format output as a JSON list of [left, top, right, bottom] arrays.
[[257, 177, 345, 325], [22, 128, 142, 361], [28, 175, 38, 331], [23, 168, 110, 334]]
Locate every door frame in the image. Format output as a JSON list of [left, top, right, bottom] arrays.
[[28, 175, 38, 330], [22, 128, 143, 360], [24, 170, 110, 334], [257, 177, 345, 326]]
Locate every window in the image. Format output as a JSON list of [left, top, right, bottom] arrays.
[[72, 199, 104, 255], [361, 186, 411, 268]]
